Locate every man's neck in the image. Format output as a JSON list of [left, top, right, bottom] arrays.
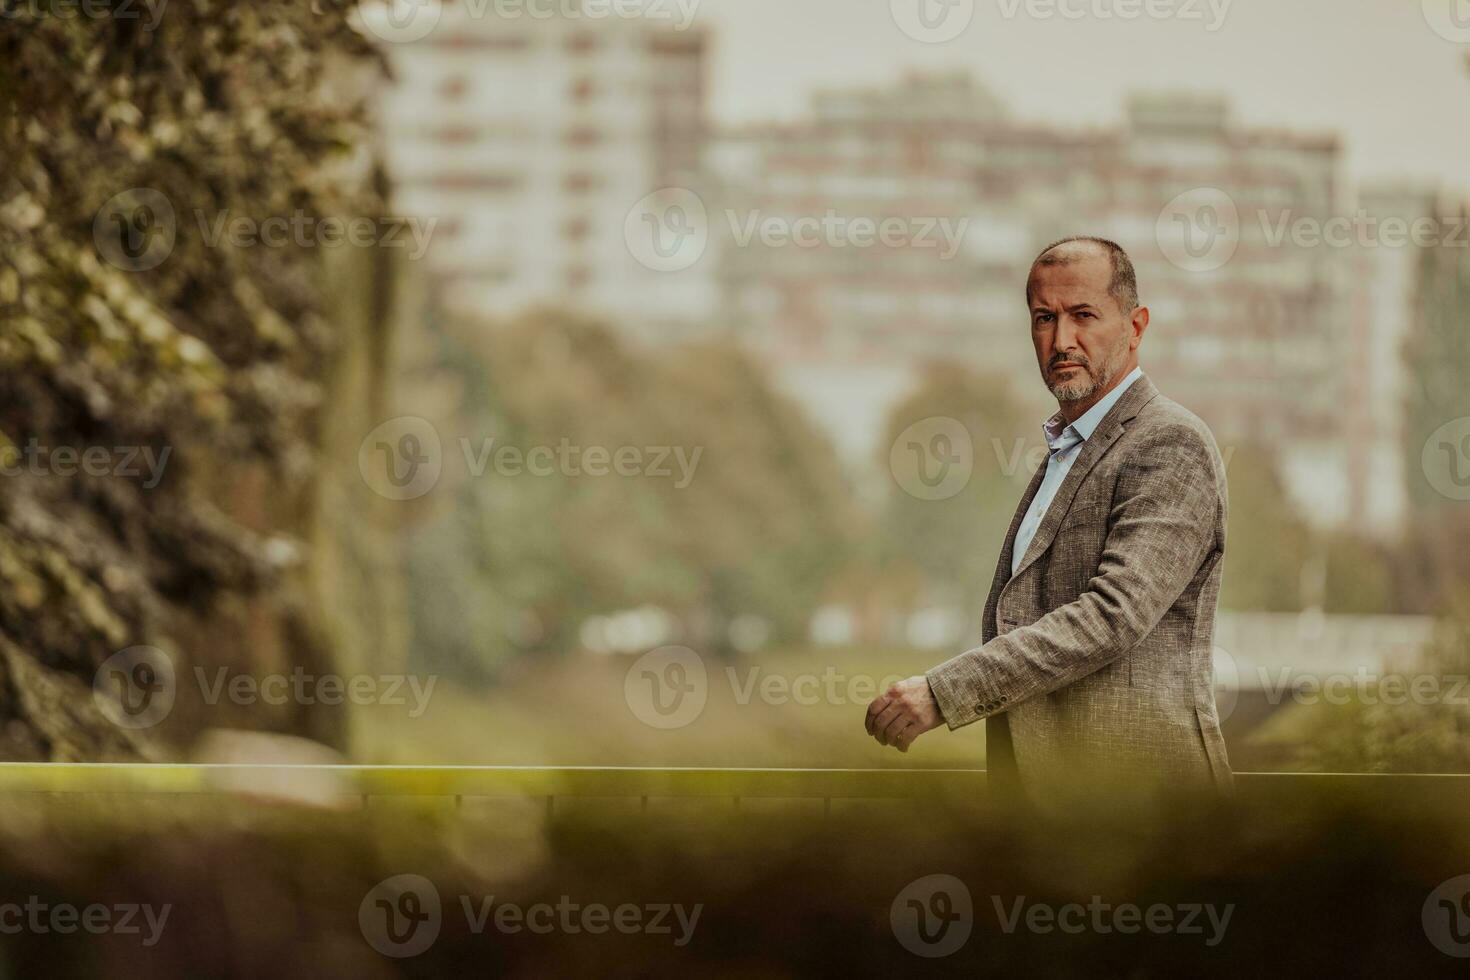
[[1056, 364, 1138, 425]]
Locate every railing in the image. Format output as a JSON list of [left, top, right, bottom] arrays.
[[1, 765, 1469, 813]]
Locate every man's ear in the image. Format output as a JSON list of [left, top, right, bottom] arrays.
[[1130, 306, 1150, 349]]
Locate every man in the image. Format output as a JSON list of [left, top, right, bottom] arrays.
[[864, 236, 1232, 799]]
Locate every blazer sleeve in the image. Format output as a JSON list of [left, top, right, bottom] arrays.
[[925, 422, 1222, 730]]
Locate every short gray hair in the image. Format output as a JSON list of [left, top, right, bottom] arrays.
[[1028, 236, 1139, 314]]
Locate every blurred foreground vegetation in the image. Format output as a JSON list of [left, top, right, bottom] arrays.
[[0, 778, 1467, 977]]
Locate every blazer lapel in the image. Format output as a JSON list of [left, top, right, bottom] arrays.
[[1003, 375, 1161, 591], [982, 454, 1048, 640]]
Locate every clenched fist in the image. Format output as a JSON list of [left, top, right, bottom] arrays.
[[864, 676, 943, 752]]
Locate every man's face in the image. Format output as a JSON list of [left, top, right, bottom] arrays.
[[1026, 250, 1138, 403]]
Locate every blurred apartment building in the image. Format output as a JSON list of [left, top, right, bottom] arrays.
[[373, 0, 714, 343], [708, 73, 1375, 529]]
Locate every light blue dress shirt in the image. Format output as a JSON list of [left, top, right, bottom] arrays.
[[1010, 366, 1144, 577]]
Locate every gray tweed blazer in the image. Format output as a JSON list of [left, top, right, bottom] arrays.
[[926, 373, 1234, 796]]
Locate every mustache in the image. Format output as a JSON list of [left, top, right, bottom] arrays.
[[1049, 356, 1091, 370]]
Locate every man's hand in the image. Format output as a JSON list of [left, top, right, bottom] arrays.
[[864, 676, 943, 752]]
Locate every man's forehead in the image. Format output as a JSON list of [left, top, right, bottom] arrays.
[[1027, 254, 1111, 302]]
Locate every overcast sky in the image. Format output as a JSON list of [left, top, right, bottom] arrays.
[[697, 0, 1470, 199]]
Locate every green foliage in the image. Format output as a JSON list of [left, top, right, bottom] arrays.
[[1262, 586, 1470, 772], [0, 2, 379, 756], [1218, 445, 1310, 612], [1321, 530, 1396, 615], [1401, 216, 1470, 608], [864, 363, 1033, 638], [401, 311, 854, 678]]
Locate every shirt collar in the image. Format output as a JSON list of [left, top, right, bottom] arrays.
[[1042, 366, 1144, 451]]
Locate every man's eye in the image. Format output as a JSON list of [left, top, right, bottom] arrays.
[[1078, 311, 1094, 319]]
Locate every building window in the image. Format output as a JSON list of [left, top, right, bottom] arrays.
[[563, 173, 600, 193], [570, 77, 596, 102]]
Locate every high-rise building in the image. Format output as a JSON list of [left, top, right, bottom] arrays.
[[373, 3, 714, 340]]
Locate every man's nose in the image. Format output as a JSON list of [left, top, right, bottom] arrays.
[[1054, 316, 1079, 353]]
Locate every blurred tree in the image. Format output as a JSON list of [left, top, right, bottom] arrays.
[[0, 3, 387, 757], [1218, 445, 1309, 612], [1321, 529, 1395, 614], [1401, 208, 1470, 611], [873, 363, 1033, 639], [401, 311, 854, 679]]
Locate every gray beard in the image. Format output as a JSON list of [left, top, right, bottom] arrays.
[[1050, 359, 1116, 402], [1049, 336, 1128, 402]]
